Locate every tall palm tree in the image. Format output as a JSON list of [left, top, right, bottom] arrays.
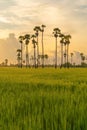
[[80, 53, 83, 62], [24, 34, 30, 67], [64, 53, 67, 66], [17, 49, 22, 67], [44, 54, 48, 66], [53, 28, 61, 68], [70, 52, 74, 65], [80, 53, 85, 65], [65, 35, 71, 67], [59, 34, 65, 67], [38, 54, 42, 65], [31, 35, 37, 68], [82, 56, 85, 64], [62, 34, 71, 68], [18, 36, 24, 68], [40, 24, 46, 68], [5, 59, 8, 66], [34, 26, 41, 67], [63, 40, 67, 67]]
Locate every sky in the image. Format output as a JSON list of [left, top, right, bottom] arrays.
[[0, 0, 87, 64]]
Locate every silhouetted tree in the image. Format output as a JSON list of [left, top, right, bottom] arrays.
[[63, 34, 71, 68], [40, 25, 46, 68], [24, 34, 30, 67], [17, 49, 21, 67], [64, 53, 66, 66], [34, 26, 41, 67], [65, 35, 71, 67], [53, 28, 61, 68], [70, 52, 74, 65], [44, 54, 48, 65], [38, 54, 42, 65], [59, 34, 65, 67], [5, 59, 8, 66], [80, 53, 85, 65], [31, 35, 37, 68], [18, 36, 24, 68]]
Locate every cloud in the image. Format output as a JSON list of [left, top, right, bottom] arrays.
[[0, 0, 17, 10], [0, 0, 87, 63], [0, 33, 20, 63], [0, 0, 87, 32]]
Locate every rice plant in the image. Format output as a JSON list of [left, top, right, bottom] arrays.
[[0, 67, 87, 130]]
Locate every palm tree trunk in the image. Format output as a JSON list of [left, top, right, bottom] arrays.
[[61, 43, 63, 67], [34, 46, 36, 68], [42, 31, 44, 68], [26, 44, 29, 68], [21, 43, 23, 68], [17, 59, 20, 67], [67, 44, 69, 68], [55, 37, 57, 68], [71, 56, 73, 65], [64, 44, 67, 67], [37, 36, 39, 68]]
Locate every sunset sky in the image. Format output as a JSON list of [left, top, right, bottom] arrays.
[[0, 0, 87, 64]]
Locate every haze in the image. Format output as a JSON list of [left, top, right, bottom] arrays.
[[0, 0, 87, 64]]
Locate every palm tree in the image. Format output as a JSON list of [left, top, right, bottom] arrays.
[[53, 28, 61, 68], [82, 56, 85, 64], [44, 54, 48, 66], [31, 35, 37, 68], [5, 59, 8, 66], [62, 34, 71, 68], [17, 49, 22, 67], [59, 34, 65, 67], [64, 53, 67, 66], [18, 36, 24, 68], [38, 54, 42, 65], [80, 53, 85, 65], [40, 24, 46, 68], [24, 34, 30, 68], [65, 35, 71, 67], [70, 52, 74, 65], [80, 53, 83, 61], [63, 40, 67, 67], [34, 26, 41, 67]]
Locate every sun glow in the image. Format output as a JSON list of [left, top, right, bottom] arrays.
[[0, 16, 9, 23]]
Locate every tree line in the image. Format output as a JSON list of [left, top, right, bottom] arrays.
[[17, 25, 72, 68]]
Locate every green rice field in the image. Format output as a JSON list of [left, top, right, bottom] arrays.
[[0, 67, 87, 130]]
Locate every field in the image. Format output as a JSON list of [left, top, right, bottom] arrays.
[[0, 67, 87, 130]]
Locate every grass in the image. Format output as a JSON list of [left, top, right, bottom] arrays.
[[0, 67, 87, 130]]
